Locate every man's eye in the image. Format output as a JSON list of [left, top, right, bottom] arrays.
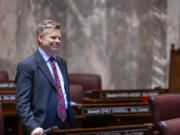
[[50, 36, 61, 40], [51, 36, 56, 39]]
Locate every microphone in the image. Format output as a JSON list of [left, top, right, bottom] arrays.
[[40, 126, 58, 135]]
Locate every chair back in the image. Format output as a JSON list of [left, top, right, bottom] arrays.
[[69, 84, 83, 103], [69, 73, 102, 92], [0, 70, 9, 80], [149, 94, 180, 127]]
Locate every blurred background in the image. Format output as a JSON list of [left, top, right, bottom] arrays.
[[0, 0, 179, 89]]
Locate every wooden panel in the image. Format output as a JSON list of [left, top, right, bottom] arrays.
[[169, 45, 180, 92], [72, 103, 152, 128], [84, 89, 167, 103], [52, 124, 153, 135]]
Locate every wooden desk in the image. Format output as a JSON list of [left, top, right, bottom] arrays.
[[84, 89, 168, 103], [52, 124, 153, 135], [0, 82, 23, 135], [0, 97, 152, 132], [0, 80, 15, 88], [72, 103, 151, 128], [0, 82, 16, 116], [0, 81, 153, 134]]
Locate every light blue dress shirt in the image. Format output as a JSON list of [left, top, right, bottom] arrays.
[[38, 48, 68, 109]]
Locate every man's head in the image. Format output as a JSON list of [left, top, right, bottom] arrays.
[[36, 19, 62, 55]]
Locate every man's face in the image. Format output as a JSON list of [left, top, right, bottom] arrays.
[[38, 28, 62, 55]]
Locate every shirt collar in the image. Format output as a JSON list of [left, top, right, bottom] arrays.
[[38, 48, 56, 62]]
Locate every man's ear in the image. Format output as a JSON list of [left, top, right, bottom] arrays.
[[37, 34, 43, 43]]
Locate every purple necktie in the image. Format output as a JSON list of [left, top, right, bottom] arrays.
[[49, 57, 66, 121]]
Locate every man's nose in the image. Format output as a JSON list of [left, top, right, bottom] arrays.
[[55, 38, 61, 43]]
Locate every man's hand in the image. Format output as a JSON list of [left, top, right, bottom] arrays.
[[31, 127, 43, 135]]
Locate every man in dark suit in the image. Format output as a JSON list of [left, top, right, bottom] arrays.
[[15, 19, 76, 135]]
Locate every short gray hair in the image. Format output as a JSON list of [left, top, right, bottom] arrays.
[[36, 19, 61, 35]]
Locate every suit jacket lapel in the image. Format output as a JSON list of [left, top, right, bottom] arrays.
[[35, 51, 56, 90]]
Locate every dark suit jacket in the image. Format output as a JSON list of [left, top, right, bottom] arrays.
[[15, 50, 76, 134]]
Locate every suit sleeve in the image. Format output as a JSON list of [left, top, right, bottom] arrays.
[[15, 63, 39, 133]]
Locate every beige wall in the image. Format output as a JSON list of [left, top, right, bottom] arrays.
[[0, 0, 178, 89]]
